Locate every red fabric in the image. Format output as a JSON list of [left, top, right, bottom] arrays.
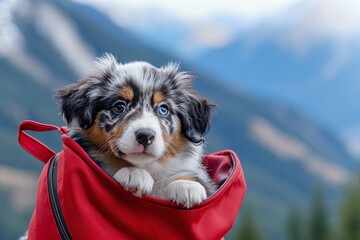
[[18, 120, 67, 163], [28, 162, 61, 240], [18, 120, 246, 240]]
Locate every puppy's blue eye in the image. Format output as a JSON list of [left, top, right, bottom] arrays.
[[113, 101, 127, 113], [158, 105, 169, 116]]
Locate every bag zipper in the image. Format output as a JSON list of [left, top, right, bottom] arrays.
[[48, 155, 72, 240]]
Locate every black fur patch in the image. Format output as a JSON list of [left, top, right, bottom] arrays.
[[177, 94, 215, 144]]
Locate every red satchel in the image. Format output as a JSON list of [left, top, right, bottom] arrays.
[[18, 120, 246, 240]]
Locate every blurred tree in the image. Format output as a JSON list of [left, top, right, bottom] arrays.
[[237, 207, 263, 240], [287, 206, 303, 240], [339, 173, 360, 240], [309, 185, 330, 240]]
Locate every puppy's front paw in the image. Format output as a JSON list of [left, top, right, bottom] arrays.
[[113, 167, 154, 197], [166, 180, 207, 208]]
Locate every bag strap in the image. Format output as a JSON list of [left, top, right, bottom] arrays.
[[18, 120, 68, 164]]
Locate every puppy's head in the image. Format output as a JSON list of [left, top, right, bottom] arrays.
[[56, 54, 214, 167]]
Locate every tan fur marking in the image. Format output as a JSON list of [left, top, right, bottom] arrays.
[[102, 156, 132, 176], [105, 121, 131, 175], [157, 123, 187, 164], [85, 118, 110, 148], [153, 91, 164, 104], [85, 114, 131, 176], [176, 177, 194, 181], [120, 87, 134, 101], [110, 121, 126, 142]]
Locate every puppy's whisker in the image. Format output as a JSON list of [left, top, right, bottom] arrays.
[[164, 144, 176, 159], [96, 136, 114, 155], [97, 140, 111, 153], [165, 142, 176, 154]]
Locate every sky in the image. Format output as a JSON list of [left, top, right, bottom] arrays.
[[73, 0, 304, 52], [73, 0, 360, 53], [74, 0, 303, 25]]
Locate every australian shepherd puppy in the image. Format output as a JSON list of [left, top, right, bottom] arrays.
[[56, 54, 216, 208]]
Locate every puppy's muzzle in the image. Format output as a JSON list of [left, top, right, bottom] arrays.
[[135, 128, 155, 148]]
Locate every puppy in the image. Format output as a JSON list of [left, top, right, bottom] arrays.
[[56, 54, 216, 208]]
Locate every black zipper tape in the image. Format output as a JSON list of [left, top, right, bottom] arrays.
[[48, 155, 72, 240]]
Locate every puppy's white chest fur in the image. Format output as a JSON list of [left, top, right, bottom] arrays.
[[113, 146, 209, 208]]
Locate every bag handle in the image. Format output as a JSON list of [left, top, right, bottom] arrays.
[[18, 120, 68, 164]]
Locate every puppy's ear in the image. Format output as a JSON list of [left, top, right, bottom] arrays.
[[56, 54, 118, 129], [178, 93, 216, 144], [56, 81, 96, 129], [164, 66, 216, 144]]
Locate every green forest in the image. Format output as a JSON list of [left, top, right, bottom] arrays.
[[237, 173, 360, 240]]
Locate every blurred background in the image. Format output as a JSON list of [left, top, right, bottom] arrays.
[[1, 0, 360, 239]]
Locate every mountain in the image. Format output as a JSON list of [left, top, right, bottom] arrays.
[[0, 0, 357, 239], [191, 1, 360, 158], [195, 35, 360, 130]]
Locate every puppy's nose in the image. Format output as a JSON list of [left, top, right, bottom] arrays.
[[135, 128, 155, 147]]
